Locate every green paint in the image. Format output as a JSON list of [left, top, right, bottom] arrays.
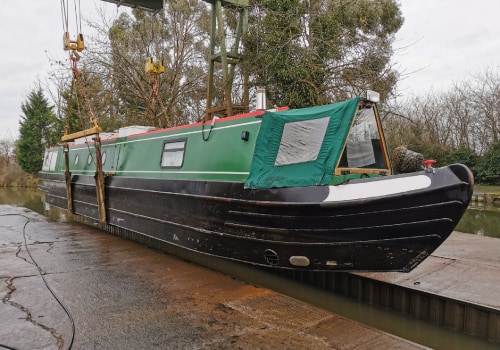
[[42, 115, 263, 182], [41, 99, 391, 187]]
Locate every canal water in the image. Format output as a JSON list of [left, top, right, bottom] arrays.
[[1, 187, 499, 349], [455, 203, 500, 238]]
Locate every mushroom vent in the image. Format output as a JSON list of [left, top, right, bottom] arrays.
[[264, 249, 279, 265]]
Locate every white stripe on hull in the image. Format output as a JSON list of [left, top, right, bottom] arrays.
[[325, 175, 432, 202]]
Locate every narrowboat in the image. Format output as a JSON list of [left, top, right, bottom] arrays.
[[38, 93, 473, 272]]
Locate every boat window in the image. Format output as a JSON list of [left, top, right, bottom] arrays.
[[102, 152, 107, 165], [275, 117, 329, 166], [48, 151, 58, 171], [160, 139, 186, 168], [43, 152, 49, 165], [74, 154, 79, 165], [338, 104, 388, 171], [42, 152, 50, 171]]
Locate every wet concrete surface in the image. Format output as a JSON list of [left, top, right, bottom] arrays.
[[0, 205, 427, 350], [357, 231, 500, 310]]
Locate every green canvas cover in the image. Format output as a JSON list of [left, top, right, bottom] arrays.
[[245, 97, 362, 189]]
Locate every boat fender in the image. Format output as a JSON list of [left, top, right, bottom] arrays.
[[392, 146, 424, 174], [289, 256, 310, 267]]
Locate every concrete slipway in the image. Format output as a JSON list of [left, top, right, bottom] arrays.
[[281, 232, 500, 346], [1, 204, 499, 349], [0, 205, 426, 350]]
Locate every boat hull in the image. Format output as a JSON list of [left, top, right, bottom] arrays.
[[39, 163, 473, 272]]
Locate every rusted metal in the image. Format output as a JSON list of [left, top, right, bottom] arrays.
[[93, 135, 107, 224], [63, 143, 73, 213]]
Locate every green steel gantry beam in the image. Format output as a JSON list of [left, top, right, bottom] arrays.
[[205, 0, 248, 120], [102, 0, 249, 120], [101, 0, 164, 12]]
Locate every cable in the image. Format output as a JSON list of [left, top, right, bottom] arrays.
[[201, 119, 215, 141], [0, 214, 75, 350], [77, 0, 82, 34], [71, 0, 82, 35], [61, 0, 69, 33]]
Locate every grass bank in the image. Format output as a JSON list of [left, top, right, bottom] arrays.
[[474, 185, 500, 194], [0, 163, 38, 187]]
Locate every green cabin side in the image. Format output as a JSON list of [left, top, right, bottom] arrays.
[[41, 98, 392, 188], [42, 113, 264, 182]]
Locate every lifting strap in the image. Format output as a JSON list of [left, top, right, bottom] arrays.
[[145, 57, 169, 127], [61, 0, 84, 51], [60, 0, 107, 224]]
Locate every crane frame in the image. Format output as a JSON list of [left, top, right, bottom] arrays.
[[103, 0, 249, 120]]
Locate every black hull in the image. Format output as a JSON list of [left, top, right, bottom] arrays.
[[39, 164, 473, 272]]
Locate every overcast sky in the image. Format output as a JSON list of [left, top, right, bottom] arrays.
[[393, 0, 500, 96], [1, 0, 499, 140]]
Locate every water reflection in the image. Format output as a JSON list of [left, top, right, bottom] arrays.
[[0, 188, 77, 223], [0, 187, 45, 214], [456, 204, 500, 238]]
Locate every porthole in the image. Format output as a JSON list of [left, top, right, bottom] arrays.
[[102, 152, 107, 165], [87, 154, 92, 165], [74, 154, 79, 165]]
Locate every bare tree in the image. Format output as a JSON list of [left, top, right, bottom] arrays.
[[83, 1, 209, 129], [0, 136, 16, 168], [469, 68, 500, 151], [382, 66, 500, 161]]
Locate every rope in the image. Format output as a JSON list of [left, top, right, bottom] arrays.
[[69, 51, 98, 129], [69, 52, 85, 131], [69, 51, 100, 166], [60, 0, 99, 169]]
